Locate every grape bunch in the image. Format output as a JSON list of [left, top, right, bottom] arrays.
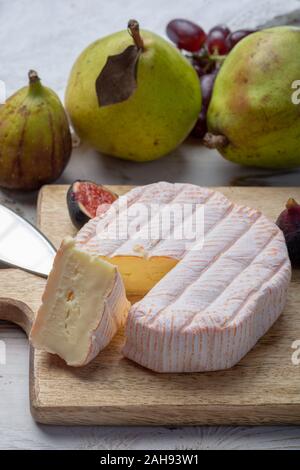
[[166, 19, 256, 138]]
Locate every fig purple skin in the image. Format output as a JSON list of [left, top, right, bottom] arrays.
[[276, 198, 300, 268]]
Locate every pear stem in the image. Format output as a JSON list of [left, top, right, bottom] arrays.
[[128, 19, 144, 50], [203, 132, 229, 148], [208, 54, 227, 62]]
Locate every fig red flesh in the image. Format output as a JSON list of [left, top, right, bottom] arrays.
[[67, 180, 118, 229]]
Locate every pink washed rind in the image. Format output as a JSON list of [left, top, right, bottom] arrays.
[[123, 258, 290, 372], [120, 185, 291, 372], [80, 270, 130, 366], [75, 182, 226, 260], [75, 182, 291, 372]]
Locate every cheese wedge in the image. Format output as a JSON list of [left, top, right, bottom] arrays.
[[76, 182, 232, 296], [123, 192, 291, 372], [30, 237, 130, 366]]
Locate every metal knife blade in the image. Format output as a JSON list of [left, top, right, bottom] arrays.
[[0, 204, 56, 278]]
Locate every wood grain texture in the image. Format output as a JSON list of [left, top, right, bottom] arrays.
[[1, 184, 300, 425]]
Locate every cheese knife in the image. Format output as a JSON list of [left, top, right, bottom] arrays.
[[0, 204, 56, 278]]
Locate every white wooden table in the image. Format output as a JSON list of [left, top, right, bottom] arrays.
[[1, 0, 300, 450]]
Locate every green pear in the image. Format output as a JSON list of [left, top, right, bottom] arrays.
[[206, 26, 300, 168], [65, 20, 201, 162]]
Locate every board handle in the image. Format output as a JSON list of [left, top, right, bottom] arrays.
[[0, 298, 33, 337]]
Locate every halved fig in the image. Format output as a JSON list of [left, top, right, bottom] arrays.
[[67, 180, 118, 229]]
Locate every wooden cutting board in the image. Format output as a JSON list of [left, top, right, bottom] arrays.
[[0, 185, 300, 426]]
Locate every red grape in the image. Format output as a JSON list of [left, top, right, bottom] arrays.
[[209, 24, 231, 38], [200, 71, 218, 110], [190, 70, 218, 139], [206, 30, 229, 55], [166, 19, 206, 52], [226, 29, 256, 50], [191, 110, 207, 138]]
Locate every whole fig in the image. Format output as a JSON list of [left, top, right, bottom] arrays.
[[206, 27, 300, 168], [277, 198, 300, 267], [0, 70, 72, 189]]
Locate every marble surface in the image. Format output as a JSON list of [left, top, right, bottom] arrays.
[[1, 0, 300, 450]]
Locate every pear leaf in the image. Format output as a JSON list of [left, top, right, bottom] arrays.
[[96, 45, 141, 107]]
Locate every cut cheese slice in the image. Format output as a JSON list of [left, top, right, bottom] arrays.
[[30, 237, 130, 366], [122, 188, 291, 372], [76, 182, 232, 296]]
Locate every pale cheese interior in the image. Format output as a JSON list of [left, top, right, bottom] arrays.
[[30, 238, 116, 366], [99, 255, 178, 296]]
